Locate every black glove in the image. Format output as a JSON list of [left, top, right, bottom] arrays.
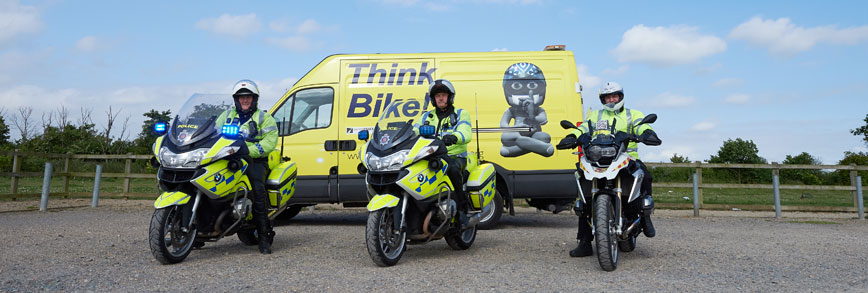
[[556, 134, 578, 149], [442, 134, 458, 146], [243, 121, 259, 142], [577, 133, 591, 145]]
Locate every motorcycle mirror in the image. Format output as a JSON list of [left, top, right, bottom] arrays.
[[560, 120, 578, 130], [419, 124, 436, 137], [638, 114, 657, 125], [357, 130, 369, 141]]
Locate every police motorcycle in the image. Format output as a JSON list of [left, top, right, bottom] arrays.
[[148, 94, 297, 264], [556, 114, 660, 271], [357, 101, 496, 267]]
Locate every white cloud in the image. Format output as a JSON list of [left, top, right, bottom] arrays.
[[0, 0, 42, 44], [713, 78, 743, 88], [576, 64, 600, 92], [656, 92, 696, 108], [75, 36, 100, 52], [266, 35, 319, 52], [195, 13, 262, 39], [612, 25, 727, 66], [694, 62, 722, 75], [295, 19, 336, 34], [269, 19, 291, 33], [690, 121, 716, 131], [724, 93, 750, 104], [729, 16, 868, 55], [603, 65, 629, 76], [491, 48, 508, 51]]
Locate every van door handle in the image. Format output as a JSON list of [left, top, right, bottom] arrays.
[[339, 140, 357, 151], [324, 140, 338, 151]]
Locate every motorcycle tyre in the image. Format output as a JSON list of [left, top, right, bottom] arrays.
[[445, 225, 477, 250], [366, 208, 406, 267], [594, 194, 618, 271], [149, 206, 196, 265], [476, 191, 503, 230]]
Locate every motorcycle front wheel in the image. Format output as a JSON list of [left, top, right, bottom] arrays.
[[149, 206, 196, 264], [365, 208, 406, 267], [594, 193, 618, 271]]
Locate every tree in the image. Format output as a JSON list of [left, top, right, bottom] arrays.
[[832, 152, 868, 186], [670, 153, 690, 163], [781, 152, 822, 185], [0, 109, 10, 147], [132, 109, 172, 154], [851, 114, 868, 146], [708, 138, 769, 183]]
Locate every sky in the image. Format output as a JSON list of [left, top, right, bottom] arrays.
[[1, 0, 867, 164]]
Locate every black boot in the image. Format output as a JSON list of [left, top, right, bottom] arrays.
[[569, 214, 594, 257], [254, 213, 274, 254], [642, 194, 656, 238]]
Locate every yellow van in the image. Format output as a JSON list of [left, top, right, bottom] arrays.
[[269, 47, 583, 228]]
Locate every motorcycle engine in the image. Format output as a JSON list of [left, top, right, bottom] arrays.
[[437, 199, 457, 220], [233, 198, 252, 219]]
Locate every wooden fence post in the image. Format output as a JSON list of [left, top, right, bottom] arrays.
[[10, 149, 20, 199], [62, 152, 71, 198], [695, 161, 703, 208], [123, 153, 132, 199]]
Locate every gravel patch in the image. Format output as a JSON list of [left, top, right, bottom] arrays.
[[1, 200, 866, 291]]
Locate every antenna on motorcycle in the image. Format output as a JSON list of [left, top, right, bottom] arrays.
[[474, 93, 481, 162]]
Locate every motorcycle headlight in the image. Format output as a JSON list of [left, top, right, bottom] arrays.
[[365, 150, 410, 172], [411, 145, 439, 164], [159, 147, 209, 168], [586, 145, 617, 163]]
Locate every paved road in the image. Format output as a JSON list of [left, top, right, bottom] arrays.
[[1, 201, 866, 291]]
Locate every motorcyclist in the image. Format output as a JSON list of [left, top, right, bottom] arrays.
[[215, 79, 279, 254], [559, 81, 660, 257], [415, 79, 473, 228]]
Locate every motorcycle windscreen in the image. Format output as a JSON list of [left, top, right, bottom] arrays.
[[168, 94, 233, 147], [370, 101, 419, 152]]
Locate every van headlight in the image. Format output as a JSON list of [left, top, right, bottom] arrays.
[[365, 150, 410, 172], [159, 147, 209, 168]]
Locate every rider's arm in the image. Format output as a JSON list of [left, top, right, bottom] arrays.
[[630, 110, 654, 136], [447, 110, 473, 145], [247, 112, 279, 158]]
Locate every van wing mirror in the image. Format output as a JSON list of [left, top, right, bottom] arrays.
[[560, 120, 578, 130]]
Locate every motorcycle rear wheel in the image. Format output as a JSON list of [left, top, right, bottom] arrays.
[[594, 194, 618, 271], [149, 206, 196, 264], [366, 208, 406, 267], [445, 225, 477, 250]]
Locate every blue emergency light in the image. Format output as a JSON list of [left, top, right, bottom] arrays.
[[154, 122, 167, 134], [419, 125, 435, 136], [222, 124, 239, 137]]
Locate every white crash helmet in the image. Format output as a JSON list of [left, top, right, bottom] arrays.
[[232, 79, 260, 113], [598, 81, 624, 112], [428, 79, 456, 108]]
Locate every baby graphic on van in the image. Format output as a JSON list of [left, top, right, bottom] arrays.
[[499, 62, 554, 157]]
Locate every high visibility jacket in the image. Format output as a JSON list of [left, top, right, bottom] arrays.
[[415, 108, 473, 157], [216, 109, 278, 158], [570, 107, 653, 160]]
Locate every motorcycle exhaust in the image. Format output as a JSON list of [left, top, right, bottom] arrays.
[[466, 202, 493, 228]]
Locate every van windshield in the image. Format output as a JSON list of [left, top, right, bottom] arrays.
[[372, 101, 417, 150]]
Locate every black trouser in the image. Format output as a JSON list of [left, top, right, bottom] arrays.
[[247, 159, 271, 235], [443, 155, 467, 209]]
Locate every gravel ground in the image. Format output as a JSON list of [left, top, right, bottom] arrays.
[[1, 199, 867, 291]]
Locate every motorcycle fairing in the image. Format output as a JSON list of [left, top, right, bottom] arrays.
[[266, 161, 297, 207], [366, 193, 400, 211], [579, 153, 631, 180], [154, 191, 191, 208], [152, 135, 165, 163], [396, 159, 452, 200], [467, 163, 496, 209], [191, 159, 250, 199], [199, 137, 236, 166]]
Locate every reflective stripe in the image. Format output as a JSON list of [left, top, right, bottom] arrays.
[[262, 126, 278, 133], [625, 108, 633, 135], [454, 121, 471, 129], [256, 143, 265, 155], [257, 111, 265, 126], [458, 131, 465, 142], [627, 148, 638, 153]]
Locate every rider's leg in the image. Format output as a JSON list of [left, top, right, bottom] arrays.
[[444, 155, 468, 227], [570, 212, 594, 257], [638, 160, 655, 238], [248, 160, 274, 253]]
